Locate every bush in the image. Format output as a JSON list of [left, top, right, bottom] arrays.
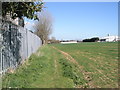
[[83, 37, 99, 42]]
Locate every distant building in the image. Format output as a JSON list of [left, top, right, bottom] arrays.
[[60, 40, 77, 44], [99, 36, 119, 42]]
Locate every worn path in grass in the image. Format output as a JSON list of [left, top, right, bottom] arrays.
[[52, 46, 96, 88]]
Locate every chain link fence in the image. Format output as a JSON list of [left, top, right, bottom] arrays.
[[0, 18, 42, 74]]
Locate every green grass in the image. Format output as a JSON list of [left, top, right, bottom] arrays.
[[2, 42, 118, 88], [51, 42, 118, 88], [2, 45, 74, 88]]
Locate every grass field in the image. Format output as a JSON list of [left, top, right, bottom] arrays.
[[2, 42, 118, 88]]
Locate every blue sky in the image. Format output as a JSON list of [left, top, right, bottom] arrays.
[[25, 2, 118, 40]]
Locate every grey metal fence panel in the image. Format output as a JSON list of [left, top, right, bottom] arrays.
[[0, 19, 42, 74], [19, 27, 28, 60], [27, 30, 41, 58]]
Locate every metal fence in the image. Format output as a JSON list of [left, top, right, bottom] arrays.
[[0, 19, 42, 74]]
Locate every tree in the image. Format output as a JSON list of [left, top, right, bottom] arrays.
[[2, 2, 44, 20], [47, 37, 60, 44], [83, 37, 99, 42], [51, 36, 56, 41], [34, 11, 53, 45], [50, 37, 60, 44], [91, 37, 99, 42], [83, 39, 91, 42]]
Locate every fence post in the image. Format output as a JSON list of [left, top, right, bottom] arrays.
[[0, 48, 2, 74], [0, 21, 2, 74], [0, 1, 3, 87], [9, 22, 11, 68], [26, 29, 28, 59]]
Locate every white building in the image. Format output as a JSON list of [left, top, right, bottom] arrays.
[[61, 41, 77, 44], [100, 36, 119, 42]]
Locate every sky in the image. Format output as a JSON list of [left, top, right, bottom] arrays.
[[25, 2, 118, 40]]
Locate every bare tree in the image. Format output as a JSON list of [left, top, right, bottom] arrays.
[[34, 11, 53, 45], [51, 36, 56, 41]]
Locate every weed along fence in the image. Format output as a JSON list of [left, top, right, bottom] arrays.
[[0, 19, 42, 74]]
